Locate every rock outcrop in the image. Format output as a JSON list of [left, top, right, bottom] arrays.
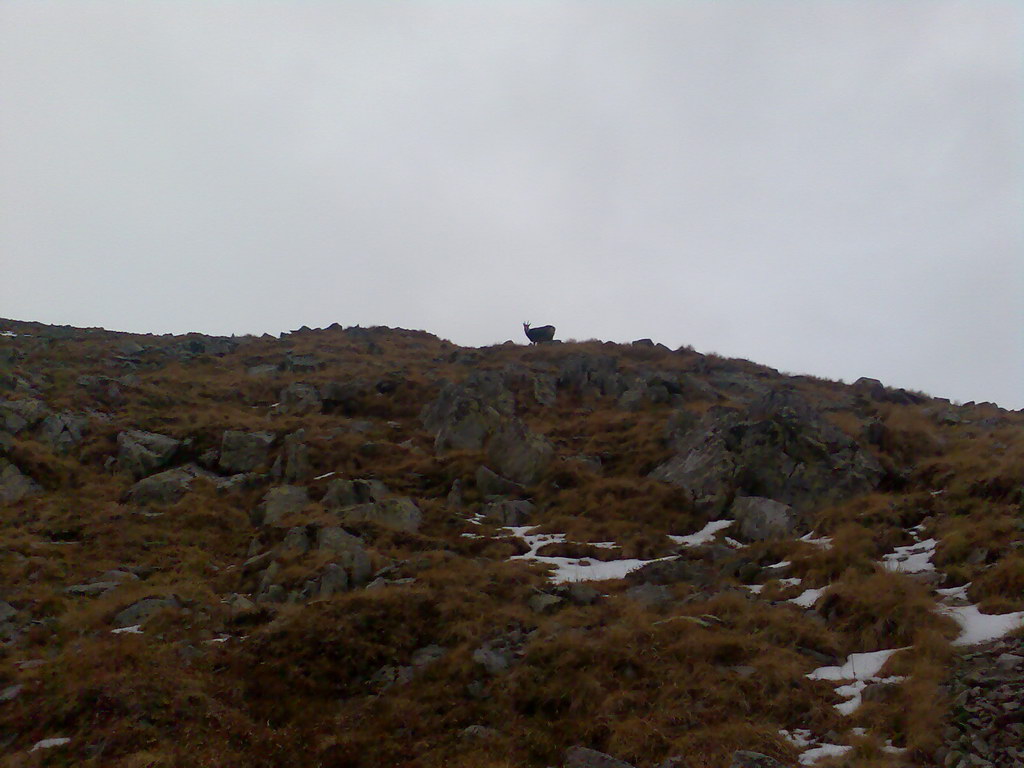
[[219, 430, 275, 474], [0, 459, 41, 503], [651, 390, 883, 515], [117, 429, 181, 479], [484, 419, 554, 487]]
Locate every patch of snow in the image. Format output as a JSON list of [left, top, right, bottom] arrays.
[[668, 519, 734, 547], [940, 604, 1024, 646], [460, 532, 482, 539], [936, 583, 971, 604], [724, 537, 744, 549], [799, 743, 852, 765], [882, 538, 937, 574], [205, 636, 230, 644], [788, 586, 826, 608], [833, 678, 905, 715], [313, 471, 336, 480], [744, 584, 764, 594], [0, 331, 16, 338], [808, 648, 908, 715], [30, 737, 70, 751], [544, 557, 669, 583], [780, 729, 814, 748], [590, 541, 618, 549], [268, 402, 280, 409], [777, 577, 802, 588], [505, 525, 671, 584], [111, 624, 143, 635], [808, 648, 905, 682], [799, 533, 833, 548], [765, 560, 791, 569]]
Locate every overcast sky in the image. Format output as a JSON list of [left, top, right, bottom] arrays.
[[1, 3, 1021, 408]]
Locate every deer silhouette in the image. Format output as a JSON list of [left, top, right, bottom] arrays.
[[523, 322, 556, 344]]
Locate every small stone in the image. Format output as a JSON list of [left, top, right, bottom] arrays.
[[460, 725, 498, 740], [528, 593, 564, 614], [410, 645, 447, 667], [0, 684, 22, 702]]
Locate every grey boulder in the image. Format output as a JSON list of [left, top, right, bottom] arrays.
[[117, 429, 181, 479], [424, 390, 506, 452], [279, 383, 322, 415], [219, 430, 275, 474], [317, 526, 372, 584], [40, 412, 89, 453], [127, 467, 196, 505], [0, 398, 50, 434], [253, 485, 310, 526], [475, 465, 525, 496], [322, 478, 390, 509], [0, 459, 41, 504], [731, 496, 798, 541], [651, 390, 882, 515], [480, 498, 534, 526], [340, 497, 422, 533], [113, 596, 180, 628], [281, 429, 311, 482], [485, 419, 554, 486]]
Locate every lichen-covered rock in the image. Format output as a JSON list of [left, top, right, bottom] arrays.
[[281, 351, 322, 372], [322, 478, 389, 508], [420, 373, 516, 453], [254, 485, 309, 526], [318, 563, 349, 596], [127, 467, 195, 505], [219, 430, 275, 474], [112, 596, 180, 628], [340, 497, 422, 533], [557, 355, 626, 398], [0, 459, 41, 504], [278, 383, 322, 415], [422, 388, 506, 452], [532, 374, 557, 407], [281, 429, 311, 482], [731, 496, 798, 541], [480, 498, 534, 526], [485, 419, 554, 486], [117, 429, 181, 479], [39, 412, 89, 453], [651, 391, 882, 515], [527, 593, 563, 614], [0, 398, 50, 434], [475, 465, 524, 497], [317, 527, 372, 584]]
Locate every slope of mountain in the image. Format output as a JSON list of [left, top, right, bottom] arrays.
[[0, 318, 1021, 768]]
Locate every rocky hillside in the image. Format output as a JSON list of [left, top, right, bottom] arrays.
[[0, 318, 1021, 768]]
